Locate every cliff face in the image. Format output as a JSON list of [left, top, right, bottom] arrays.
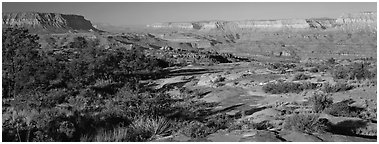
[[306, 18, 336, 29], [336, 12, 376, 24], [336, 12, 377, 31], [147, 12, 376, 31], [2, 12, 99, 32]]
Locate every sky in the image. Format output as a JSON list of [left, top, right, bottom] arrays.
[[2, 2, 377, 26]]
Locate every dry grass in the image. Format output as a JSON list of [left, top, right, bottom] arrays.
[[283, 113, 328, 133], [94, 127, 130, 142], [129, 116, 173, 140], [81, 116, 173, 142]]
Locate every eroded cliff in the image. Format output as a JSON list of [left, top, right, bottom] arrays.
[[147, 12, 376, 31], [2, 12, 99, 33]]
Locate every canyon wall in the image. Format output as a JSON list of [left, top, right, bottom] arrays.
[[147, 12, 376, 31], [335, 12, 377, 31], [2, 12, 99, 32]]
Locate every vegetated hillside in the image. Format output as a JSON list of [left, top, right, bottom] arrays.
[[2, 10, 377, 142], [1, 26, 252, 142], [2, 12, 101, 33]]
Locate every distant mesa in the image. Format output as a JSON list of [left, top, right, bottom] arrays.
[[146, 12, 377, 31], [2, 12, 101, 33]]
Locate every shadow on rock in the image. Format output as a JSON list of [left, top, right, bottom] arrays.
[[168, 68, 220, 77], [328, 119, 376, 139]]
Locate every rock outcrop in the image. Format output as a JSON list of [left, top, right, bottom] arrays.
[[336, 11, 377, 31], [147, 12, 376, 31], [2, 12, 100, 33], [336, 12, 376, 24]]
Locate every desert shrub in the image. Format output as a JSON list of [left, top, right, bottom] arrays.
[[90, 127, 129, 142], [204, 113, 233, 130], [316, 64, 329, 72], [283, 113, 329, 133], [309, 67, 319, 73], [40, 89, 70, 108], [316, 78, 324, 82], [178, 112, 233, 139], [294, 67, 305, 72], [180, 121, 214, 139], [304, 62, 318, 67], [3, 107, 88, 142], [262, 81, 318, 94], [332, 66, 350, 79], [332, 82, 354, 92], [2, 108, 40, 142], [127, 116, 173, 142], [349, 62, 374, 80], [325, 58, 336, 65], [309, 91, 333, 113], [252, 120, 274, 130], [267, 62, 296, 70], [307, 63, 329, 73], [332, 62, 374, 80], [293, 73, 311, 81], [324, 101, 361, 117], [298, 81, 318, 90], [31, 108, 84, 142], [2, 27, 42, 98], [69, 36, 88, 49], [321, 82, 354, 93], [228, 119, 273, 131], [363, 78, 377, 87]]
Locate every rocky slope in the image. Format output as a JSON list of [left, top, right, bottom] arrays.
[[2, 12, 100, 33], [147, 12, 376, 31], [144, 12, 376, 61]]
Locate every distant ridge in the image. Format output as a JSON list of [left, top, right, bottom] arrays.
[[147, 12, 377, 31], [2, 12, 101, 33]]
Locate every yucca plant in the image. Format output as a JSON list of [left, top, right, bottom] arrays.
[[128, 116, 173, 141]]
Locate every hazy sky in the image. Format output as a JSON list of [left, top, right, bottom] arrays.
[[2, 2, 377, 26]]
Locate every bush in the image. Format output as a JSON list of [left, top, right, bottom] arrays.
[[267, 62, 296, 70], [2, 108, 39, 142], [306, 64, 329, 73], [204, 113, 233, 130], [178, 112, 232, 139], [309, 67, 319, 73], [299, 81, 318, 90], [293, 73, 311, 81], [324, 101, 360, 117], [180, 121, 214, 139], [321, 82, 354, 93], [294, 67, 305, 72], [125, 116, 173, 142], [283, 113, 329, 133], [309, 91, 333, 113], [252, 120, 274, 130], [325, 58, 336, 65], [332, 63, 374, 80], [91, 127, 129, 142], [316, 65, 329, 72], [262, 81, 318, 94], [332, 66, 350, 79], [2, 27, 42, 98]]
